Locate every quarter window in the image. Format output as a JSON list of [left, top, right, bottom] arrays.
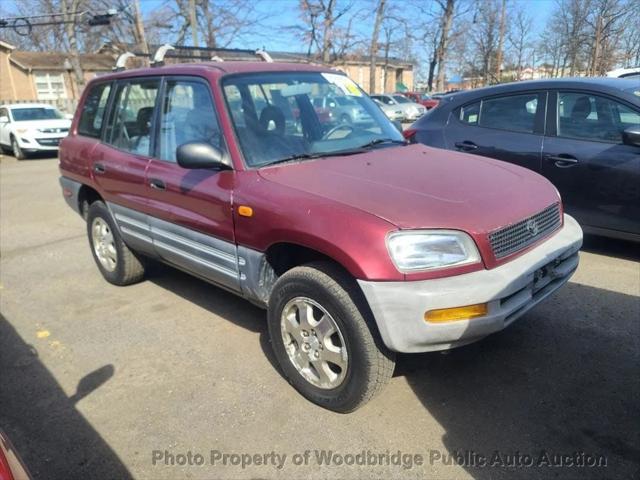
[[107, 79, 160, 155], [557, 92, 640, 143], [158, 80, 222, 162], [78, 83, 111, 138], [458, 101, 480, 125]]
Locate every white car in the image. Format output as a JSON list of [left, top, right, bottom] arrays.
[[370, 94, 426, 121], [372, 98, 404, 122], [606, 67, 640, 79], [0, 103, 72, 159]]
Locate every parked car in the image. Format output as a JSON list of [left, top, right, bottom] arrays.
[[59, 62, 582, 412], [407, 78, 640, 241], [312, 95, 374, 126], [0, 103, 71, 159], [0, 429, 31, 480], [400, 91, 439, 110], [370, 94, 426, 121], [606, 67, 640, 80], [372, 98, 404, 121]]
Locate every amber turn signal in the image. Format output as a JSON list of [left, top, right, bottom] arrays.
[[238, 205, 253, 217], [424, 303, 488, 323]]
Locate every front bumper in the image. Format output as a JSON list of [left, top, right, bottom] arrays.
[[16, 134, 65, 151], [358, 214, 583, 353]]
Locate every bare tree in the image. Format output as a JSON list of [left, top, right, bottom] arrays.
[[434, 0, 455, 91], [508, 5, 533, 80], [493, 0, 507, 81]]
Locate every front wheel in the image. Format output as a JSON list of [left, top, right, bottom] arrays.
[[11, 137, 26, 160], [268, 262, 395, 412]]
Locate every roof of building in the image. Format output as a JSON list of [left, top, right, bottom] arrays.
[[9, 51, 114, 72]]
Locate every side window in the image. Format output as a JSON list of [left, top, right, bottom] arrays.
[[479, 93, 539, 133], [107, 79, 159, 155], [458, 101, 480, 125], [0, 108, 8, 120], [158, 80, 222, 163], [557, 92, 640, 143], [78, 82, 111, 138]]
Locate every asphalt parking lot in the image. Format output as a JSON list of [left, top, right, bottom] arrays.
[[1, 152, 638, 480]]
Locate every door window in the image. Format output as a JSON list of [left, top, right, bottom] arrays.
[[78, 82, 111, 138], [557, 92, 640, 143], [479, 93, 539, 133], [157, 80, 222, 162], [107, 79, 160, 155]]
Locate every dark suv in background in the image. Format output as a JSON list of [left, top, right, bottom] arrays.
[[408, 78, 640, 241]]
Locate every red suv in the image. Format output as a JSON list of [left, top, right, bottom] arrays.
[[59, 62, 583, 412], [400, 91, 439, 110]]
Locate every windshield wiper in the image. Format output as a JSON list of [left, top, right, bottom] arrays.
[[358, 138, 407, 149], [261, 152, 324, 167]]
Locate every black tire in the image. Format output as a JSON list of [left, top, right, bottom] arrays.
[[86, 201, 145, 286], [268, 261, 395, 412], [11, 136, 26, 160]]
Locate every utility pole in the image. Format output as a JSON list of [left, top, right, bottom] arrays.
[[369, 0, 386, 94], [133, 0, 149, 56], [495, 0, 507, 83]]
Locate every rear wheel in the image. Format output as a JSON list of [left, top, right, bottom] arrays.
[[86, 201, 145, 286], [268, 262, 395, 412], [11, 136, 26, 160]]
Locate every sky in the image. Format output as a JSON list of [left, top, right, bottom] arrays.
[[1, 0, 557, 55]]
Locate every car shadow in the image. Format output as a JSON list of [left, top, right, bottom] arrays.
[[146, 263, 283, 376], [580, 234, 640, 262], [0, 315, 133, 480], [397, 282, 640, 478]]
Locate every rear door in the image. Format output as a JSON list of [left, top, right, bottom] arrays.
[[144, 76, 239, 291], [444, 91, 546, 171], [541, 90, 640, 236]]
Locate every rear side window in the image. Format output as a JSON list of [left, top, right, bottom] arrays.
[[457, 93, 540, 133], [106, 79, 160, 155], [78, 83, 111, 138]]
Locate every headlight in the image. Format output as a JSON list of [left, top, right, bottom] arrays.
[[16, 128, 29, 134], [387, 230, 481, 272]]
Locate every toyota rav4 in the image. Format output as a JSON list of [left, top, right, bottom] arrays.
[[59, 61, 583, 412]]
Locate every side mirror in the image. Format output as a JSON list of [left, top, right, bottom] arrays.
[[622, 126, 640, 147], [176, 142, 231, 170], [0, 116, 8, 123]]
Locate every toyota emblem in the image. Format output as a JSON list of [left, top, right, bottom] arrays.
[[526, 219, 539, 236]]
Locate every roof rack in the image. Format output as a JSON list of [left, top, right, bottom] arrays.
[[112, 45, 279, 70], [151, 44, 175, 67], [113, 52, 135, 71]]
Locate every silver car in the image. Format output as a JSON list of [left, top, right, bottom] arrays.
[[370, 94, 426, 121], [312, 96, 373, 125], [372, 98, 404, 122]]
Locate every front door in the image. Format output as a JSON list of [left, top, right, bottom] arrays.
[[145, 77, 239, 291], [542, 91, 640, 236]]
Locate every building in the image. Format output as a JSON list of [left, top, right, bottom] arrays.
[[1, 40, 414, 111], [0, 40, 115, 110]]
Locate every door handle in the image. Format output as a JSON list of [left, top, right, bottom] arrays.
[[546, 155, 578, 168], [149, 178, 166, 191], [93, 163, 106, 174], [454, 141, 478, 151]]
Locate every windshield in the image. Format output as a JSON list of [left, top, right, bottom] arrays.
[[393, 95, 410, 104], [223, 71, 404, 167], [11, 107, 64, 121]]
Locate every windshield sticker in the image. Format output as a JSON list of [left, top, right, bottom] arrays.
[[321, 73, 363, 97]]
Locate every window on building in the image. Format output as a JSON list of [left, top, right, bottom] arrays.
[[34, 73, 67, 100]]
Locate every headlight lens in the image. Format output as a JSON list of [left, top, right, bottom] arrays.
[[387, 230, 481, 272]]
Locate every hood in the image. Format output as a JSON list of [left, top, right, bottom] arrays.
[[258, 144, 559, 236]]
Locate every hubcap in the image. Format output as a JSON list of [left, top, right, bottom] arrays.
[[12, 139, 19, 157], [91, 217, 117, 272], [280, 297, 348, 389]]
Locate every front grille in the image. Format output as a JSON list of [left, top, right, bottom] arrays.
[[36, 137, 62, 146], [489, 203, 561, 259]]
